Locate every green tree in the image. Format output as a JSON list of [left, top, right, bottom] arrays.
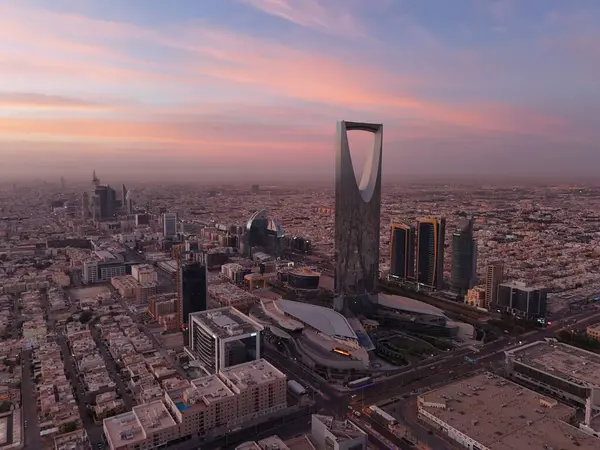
[[0, 401, 11, 413], [60, 421, 78, 433]]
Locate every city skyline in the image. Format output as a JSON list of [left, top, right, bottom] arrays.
[[1, 0, 600, 180]]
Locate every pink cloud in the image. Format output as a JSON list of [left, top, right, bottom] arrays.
[[239, 0, 365, 37]]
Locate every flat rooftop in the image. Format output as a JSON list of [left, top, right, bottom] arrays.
[[104, 401, 176, 447], [258, 435, 290, 449], [419, 373, 599, 450], [220, 358, 286, 392], [190, 307, 263, 339], [275, 299, 356, 339], [235, 442, 261, 450], [313, 415, 366, 441], [507, 340, 600, 387], [167, 375, 234, 413]]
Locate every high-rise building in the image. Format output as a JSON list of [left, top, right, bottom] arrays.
[[125, 189, 134, 214], [484, 262, 504, 310], [389, 223, 415, 280], [89, 175, 117, 221], [187, 307, 263, 373], [81, 192, 90, 219], [163, 212, 178, 238], [497, 281, 547, 319], [450, 217, 477, 296], [334, 121, 383, 311], [415, 217, 446, 290], [177, 261, 207, 329]]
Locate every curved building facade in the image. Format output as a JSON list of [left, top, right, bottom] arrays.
[[245, 209, 284, 256], [334, 121, 383, 310], [288, 269, 320, 290]]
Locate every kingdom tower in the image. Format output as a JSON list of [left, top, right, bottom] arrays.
[[334, 121, 383, 312]]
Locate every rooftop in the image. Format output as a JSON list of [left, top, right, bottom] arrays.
[[190, 306, 263, 339], [220, 358, 286, 392], [419, 373, 599, 450], [312, 415, 366, 441], [507, 340, 600, 387], [258, 435, 290, 449], [376, 293, 446, 318], [275, 299, 356, 339], [103, 400, 176, 447], [168, 374, 234, 414]]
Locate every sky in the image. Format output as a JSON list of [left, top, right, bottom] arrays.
[[1, 0, 599, 182]]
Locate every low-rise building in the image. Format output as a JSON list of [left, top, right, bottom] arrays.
[[417, 372, 600, 450], [103, 400, 178, 450], [505, 340, 600, 412]]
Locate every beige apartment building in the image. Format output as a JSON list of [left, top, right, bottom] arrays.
[[164, 374, 237, 437], [104, 359, 288, 450], [587, 323, 600, 341], [220, 358, 287, 424], [464, 286, 486, 308], [103, 400, 178, 450], [484, 262, 504, 310]]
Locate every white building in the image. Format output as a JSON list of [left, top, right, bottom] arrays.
[[82, 250, 126, 284], [187, 307, 263, 373], [131, 264, 158, 284], [310, 414, 367, 450]]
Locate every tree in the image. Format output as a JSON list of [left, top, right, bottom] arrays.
[[0, 401, 11, 413], [60, 421, 78, 433]]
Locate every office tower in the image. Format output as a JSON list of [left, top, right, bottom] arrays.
[[81, 192, 90, 219], [251, 184, 260, 194], [334, 121, 383, 311], [121, 184, 127, 203], [92, 169, 100, 186], [485, 262, 504, 310], [497, 281, 547, 319], [450, 217, 477, 296], [90, 183, 117, 221], [415, 217, 446, 290], [60, 176, 65, 190], [187, 307, 263, 373], [125, 189, 134, 214], [389, 223, 415, 280], [177, 261, 207, 329], [163, 212, 177, 238]]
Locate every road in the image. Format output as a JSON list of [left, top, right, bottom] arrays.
[[21, 350, 42, 450], [88, 324, 136, 410], [39, 290, 107, 448]]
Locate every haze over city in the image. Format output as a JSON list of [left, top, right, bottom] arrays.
[[1, 0, 599, 181]]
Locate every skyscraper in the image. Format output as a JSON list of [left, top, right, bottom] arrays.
[[389, 223, 415, 280], [334, 121, 383, 311], [485, 262, 504, 310], [163, 212, 178, 238], [450, 217, 477, 296], [178, 261, 207, 329], [415, 217, 446, 290]]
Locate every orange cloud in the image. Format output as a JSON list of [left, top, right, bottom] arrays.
[[0, 3, 580, 146]]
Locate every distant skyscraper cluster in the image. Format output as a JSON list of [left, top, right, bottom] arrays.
[[81, 170, 133, 221]]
